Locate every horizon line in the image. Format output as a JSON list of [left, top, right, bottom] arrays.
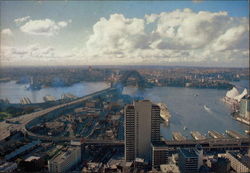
[[0, 65, 249, 69]]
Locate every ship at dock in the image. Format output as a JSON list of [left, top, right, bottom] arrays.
[[157, 102, 171, 125]]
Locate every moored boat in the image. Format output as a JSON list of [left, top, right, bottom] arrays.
[[157, 102, 171, 125]]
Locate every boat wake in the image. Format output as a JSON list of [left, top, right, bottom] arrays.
[[204, 105, 213, 114]]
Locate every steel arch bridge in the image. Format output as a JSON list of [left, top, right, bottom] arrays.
[[119, 70, 146, 88]]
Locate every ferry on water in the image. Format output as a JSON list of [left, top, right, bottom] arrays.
[[204, 105, 212, 113], [245, 130, 250, 135], [157, 103, 171, 125]]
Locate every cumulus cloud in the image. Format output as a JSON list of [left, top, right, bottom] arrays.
[[20, 19, 70, 36], [86, 14, 146, 56], [80, 9, 249, 66], [2, 9, 249, 67], [211, 25, 249, 51], [58, 21, 68, 27], [14, 16, 30, 24], [145, 14, 159, 24], [151, 9, 234, 49], [1, 28, 13, 36]]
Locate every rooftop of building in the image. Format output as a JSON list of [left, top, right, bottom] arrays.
[[160, 163, 180, 173], [135, 158, 144, 163], [216, 157, 230, 164], [25, 156, 40, 162], [125, 162, 133, 167], [151, 141, 168, 148], [5, 140, 41, 160], [50, 146, 79, 163], [228, 152, 250, 168], [179, 148, 198, 158], [0, 162, 17, 169]]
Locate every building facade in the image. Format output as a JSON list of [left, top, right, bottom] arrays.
[[48, 146, 81, 173], [225, 151, 250, 173], [211, 157, 231, 173], [151, 142, 172, 168], [124, 100, 160, 162], [239, 96, 250, 120], [178, 148, 199, 173]]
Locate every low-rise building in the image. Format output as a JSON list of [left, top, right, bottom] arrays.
[[48, 146, 81, 173], [211, 157, 230, 173], [82, 162, 103, 173], [0, 162, 17, 172], [178, 148, 199, 173], [151, 142, 172, 169], [160, 163, 180, 173], [225, 151, 250, 173], [5, 140, 41, 161]]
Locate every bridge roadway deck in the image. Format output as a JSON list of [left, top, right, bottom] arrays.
[[0, 87, 115, 141]]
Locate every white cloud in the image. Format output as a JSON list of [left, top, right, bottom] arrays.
[[86, 13, 146, 56], [1, 9, 249, 67], [20, 19, 70, 36], [1, 44, 54, 59], [145, 14, 159, 24], [58, 21, 68, 27], [14, 16, 30, 24], [211, 25, 249, 51], [0, 44, 79, 63], [1, 28, 13, 36], [152, 9, 233, 48], [80, 9, 248, 66]]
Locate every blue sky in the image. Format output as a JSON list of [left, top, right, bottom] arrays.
[[0, 0, 249, 67], [2, 1, 248, 25]]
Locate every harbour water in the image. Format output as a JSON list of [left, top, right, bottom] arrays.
[[0, 80, 248, 140], [0, 81, 110, 103], [123, 80, 249, 139]]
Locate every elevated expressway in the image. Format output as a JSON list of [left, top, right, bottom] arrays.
[[1, 84, 249, 150], [25, 125, 249, 149], [0, 87, 116, 141], [25, 128, 250, 150], [25, 129, 124, 146]]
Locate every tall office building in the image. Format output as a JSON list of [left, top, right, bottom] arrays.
[[124, 100, 160, 162], [239, 96, 250, 120]]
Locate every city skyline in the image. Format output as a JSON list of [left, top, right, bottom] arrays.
[[0, 0, 249, 67]]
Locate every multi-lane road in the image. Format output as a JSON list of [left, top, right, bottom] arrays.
[[0, 87, 115, 141]]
